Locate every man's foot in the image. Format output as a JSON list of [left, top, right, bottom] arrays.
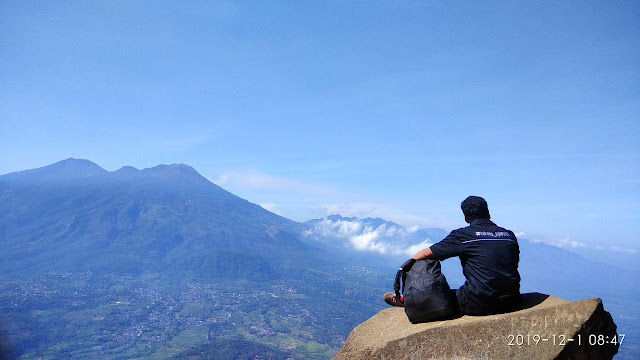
[[383, 292, 404, 307]]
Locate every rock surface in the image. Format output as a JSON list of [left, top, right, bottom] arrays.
[[335, 293, 618, 360]]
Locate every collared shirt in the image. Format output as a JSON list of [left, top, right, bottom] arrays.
[[430, 219, 521, 315]]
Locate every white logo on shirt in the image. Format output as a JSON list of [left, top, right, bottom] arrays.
[[475, 231, 511, 237]]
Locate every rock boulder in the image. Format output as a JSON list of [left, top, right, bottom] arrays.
[[335, 293, 618, 360]]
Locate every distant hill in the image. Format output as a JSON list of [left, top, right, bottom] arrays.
[[0, 158, 310, 279]]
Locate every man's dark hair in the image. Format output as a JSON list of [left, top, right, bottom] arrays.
[[461, 196, 490, 222]]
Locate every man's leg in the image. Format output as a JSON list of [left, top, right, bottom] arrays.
[[450, 288, 462, 314]]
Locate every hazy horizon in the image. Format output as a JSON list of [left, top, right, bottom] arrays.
[[3, 156, 638, 272]]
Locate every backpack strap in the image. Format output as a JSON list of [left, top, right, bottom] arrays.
[[393, 267, 403, 303], [393, 258, 417, 303]]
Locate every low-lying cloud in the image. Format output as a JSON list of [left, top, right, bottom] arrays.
[[530, 236, 587, 249], [312, 203, 449, 230], [302, 217, 433, 257]]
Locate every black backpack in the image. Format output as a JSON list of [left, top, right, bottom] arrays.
[[394, 259, 457, 323]]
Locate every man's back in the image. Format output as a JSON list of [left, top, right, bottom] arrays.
[[430, 218, 520, 315]]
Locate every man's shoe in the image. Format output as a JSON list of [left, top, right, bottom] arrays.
[[383, 292, 404, 307]]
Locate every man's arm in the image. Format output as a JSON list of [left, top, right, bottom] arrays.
[[411, 247, 434, 260], [414, 231, 462, 261]]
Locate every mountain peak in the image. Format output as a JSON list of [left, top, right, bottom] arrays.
[[144, 163, 200, 175], [1, 159, 215, 187], [114, 165, 139, 173], [310, 214, 404, 230], [0, 157, 107, 181], [140, 163, 211, 184], [326, 214, 359, 222], [56, 157, 106, 171]]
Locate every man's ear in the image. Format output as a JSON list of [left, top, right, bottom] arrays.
[[464, 215, 470, 224], [487, 211, 491, 220]]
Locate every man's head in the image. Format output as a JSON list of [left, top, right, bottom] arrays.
[[461, 196, 490, 223]]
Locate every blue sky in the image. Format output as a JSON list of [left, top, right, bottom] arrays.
[[1, 1, 639, 251]]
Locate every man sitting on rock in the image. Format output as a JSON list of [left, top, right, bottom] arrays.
[[383, 196, 521, 316]]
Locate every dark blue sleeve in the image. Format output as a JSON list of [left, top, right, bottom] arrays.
[[430, 231, 462, 260]]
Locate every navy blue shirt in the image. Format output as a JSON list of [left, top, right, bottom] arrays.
[[430, 219, 521, 315]]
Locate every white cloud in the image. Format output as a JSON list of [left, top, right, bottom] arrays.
[[404, 240, 434, 257], [214, 171, 345, 197], [530, 236, 587, 249], [350, 225, 388, 253], [305, 218, 363, 238], [407, 225, 419, 234], [609, 246, 637, 255], [303, 217, 433, 256], [527, 235, 638, 255], [313, 203, 377, 218], [312, 203, 445, 229], [259, 203, 282, 215], [212, 175, 447, 230]]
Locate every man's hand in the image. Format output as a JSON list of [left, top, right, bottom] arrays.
[[411, 247, 434, 260]]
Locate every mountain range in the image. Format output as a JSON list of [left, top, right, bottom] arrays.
[[0, 159, 638, 359], [0, 158, 311, 279]]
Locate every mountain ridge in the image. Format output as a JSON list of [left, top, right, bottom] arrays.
[[0, 158, 310, 278], [0, 158, 108, 182], [1, 158, 213, 184]]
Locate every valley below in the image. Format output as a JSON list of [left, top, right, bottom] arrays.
[[0, 267, 388, 359]]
